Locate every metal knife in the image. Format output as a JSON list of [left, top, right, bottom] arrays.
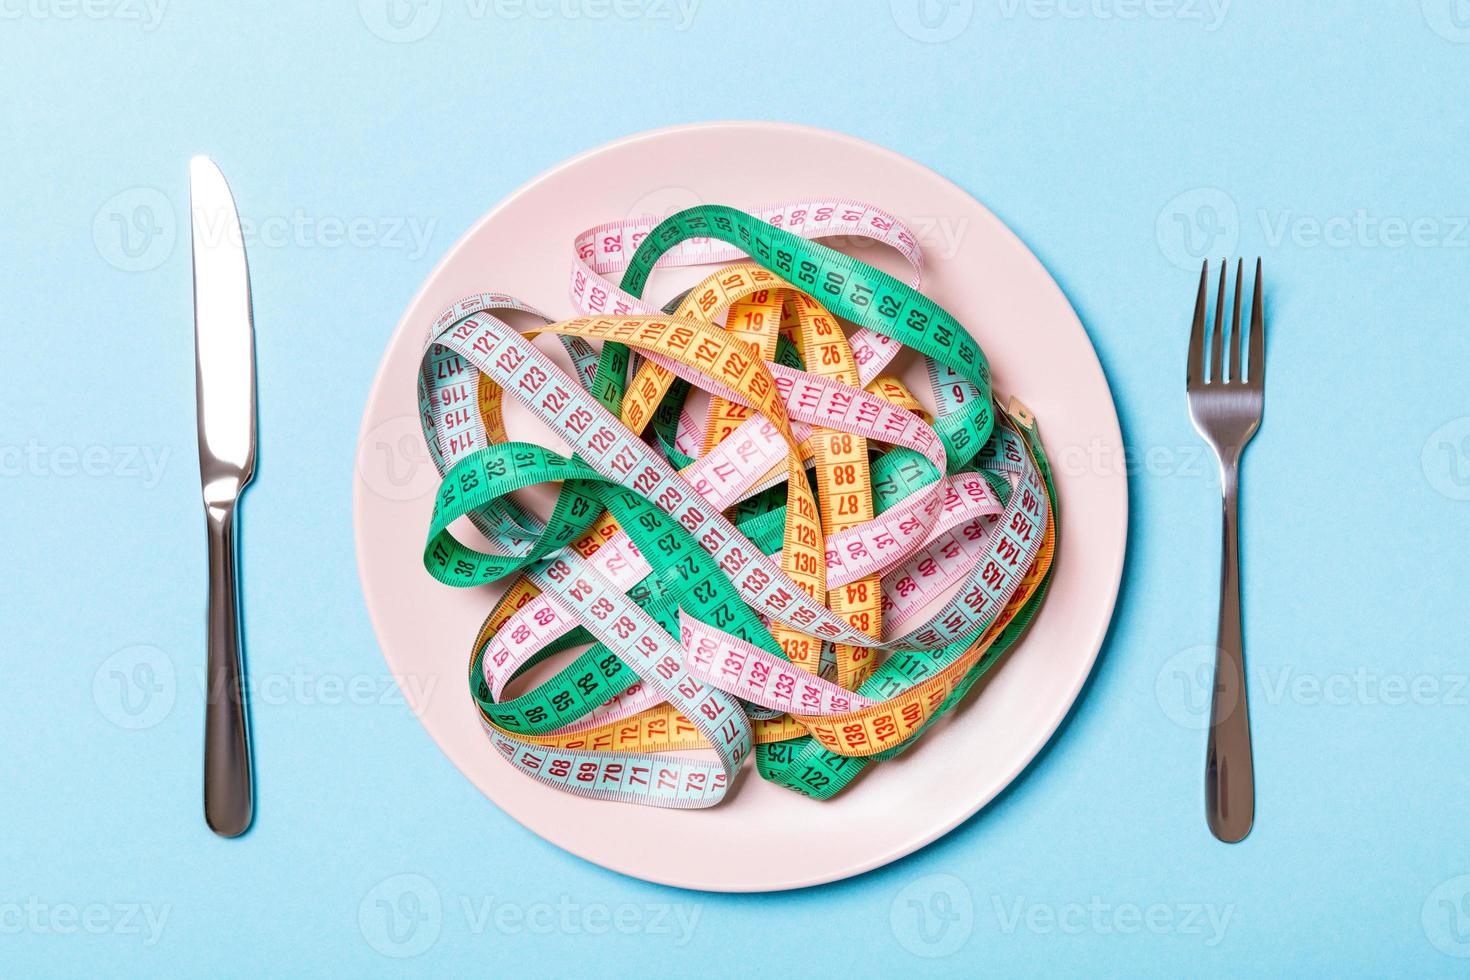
[[189, 156, 256, 838]]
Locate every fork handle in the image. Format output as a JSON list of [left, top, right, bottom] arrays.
[[1205, 461, 1253, 842]]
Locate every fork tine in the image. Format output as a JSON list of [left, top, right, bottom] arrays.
[[1229, 258, 1243, 382], [1211, 259, 1226, 382], [1187, 260, 1208, 387], [1248, 258, 1264, 387]]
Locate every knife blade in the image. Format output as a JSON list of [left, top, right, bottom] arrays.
[[189, 155, 256, 838]]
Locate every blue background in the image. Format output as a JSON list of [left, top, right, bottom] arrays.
[[3, 1, 1468, 976]]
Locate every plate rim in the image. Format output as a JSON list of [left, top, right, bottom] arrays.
[[352, 120, 1128, 892]]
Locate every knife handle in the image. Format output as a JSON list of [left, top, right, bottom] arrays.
[[204, 500, 253, 837]]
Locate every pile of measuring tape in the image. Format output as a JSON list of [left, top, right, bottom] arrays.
[[416, 202, 1057, 808]]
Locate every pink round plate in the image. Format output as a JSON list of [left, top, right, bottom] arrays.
[[353, 121, 1126, 892]]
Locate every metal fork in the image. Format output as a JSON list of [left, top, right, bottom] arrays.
[[1186, 258, 1265, 844]]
